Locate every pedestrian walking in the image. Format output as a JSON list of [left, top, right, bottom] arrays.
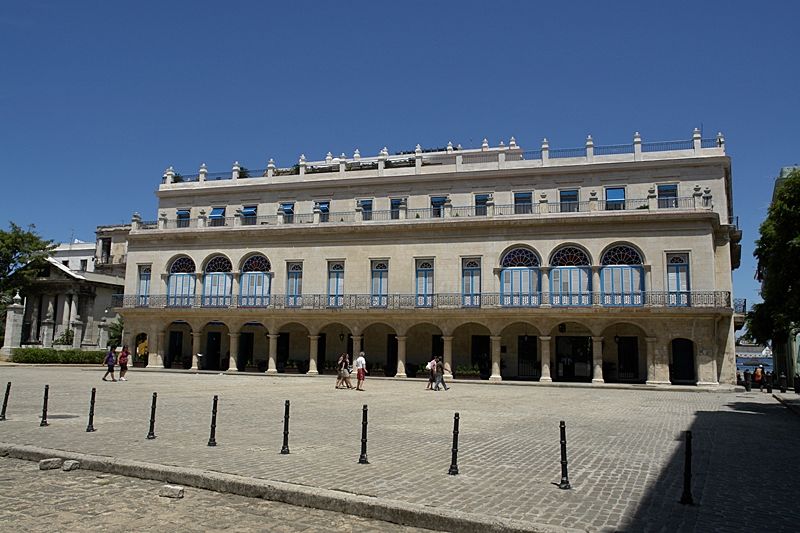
[[336, 353, 353, 389], [118, 345, 130, 381], [102, 346, 117, 382], [426, 356, 437, 390], [355, 351, 368, 391], [434, 356, 449, 391]]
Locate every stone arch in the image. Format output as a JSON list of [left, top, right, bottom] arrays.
[[452, 321, 493, 378], [361, 322, 399, 376], [275, 321, 311, 373], [499, 321, 544, 381], [548, 244, 592, 267], [167, 255, 196, 273], [237, 322, 269, 372], [549, 320, 594, 383], [199, 321, 231, 371], [239, 253, 272, 272], [498, 245, 542, 267], [405, 322, 444, 376], [165, 320, 193, 369], [599, 322, 649, 383], [202, 254, 233, 273], [317, 322, 355, 373], [133, 332, 149, 367], [600, 242, 645, 265]]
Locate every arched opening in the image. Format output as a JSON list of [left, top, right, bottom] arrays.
[[239, 255, 273, 307], [238, 322, 268, 372], [550, 321, 593, 382], [499, 247, 541, 307], [405, 322, 443, 377], [165, 321, 192, 369], [167, 257, 196, 307], [670, 338, 696, 384], [600, 323, 648, 383], [318, 322, 354, 374], [452, 322, 493, 379], [500, 322, 541, 380], [362, 322, 397, 376], [202, 255, 233, 307], [549, 246, 592, 307], [276, 322, 310, 373], [600, 245, 644, 306], [134, 332, 148, 367], [200, 321, 230, 371]]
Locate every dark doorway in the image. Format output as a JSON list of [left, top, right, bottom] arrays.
[[555, 336, 592, 382], [517, 335, 539, 379], [238, 332, 254, 371], [167, 331, 184, 369], [347, 335, 353, 357], [277, 333, 290, 372], [670, 338, 695, 384], [205, 332, 222, 371], [617, 336, 640, 382], [471, 335, 491, 379], [432, 334, 443, 358], [386, 334, 398, 377], [317, 333, 326, 374]]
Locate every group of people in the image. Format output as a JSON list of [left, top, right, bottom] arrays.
[[101, 345, 130, 382], [425, 356, 449, 391], [335, 351, 368, 391]]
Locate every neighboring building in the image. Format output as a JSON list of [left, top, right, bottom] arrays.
[[1, 226, 131, 357], [95, 224, 130, 278], [115, 128, 741, 386]]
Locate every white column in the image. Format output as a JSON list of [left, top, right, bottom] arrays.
[[592, 336, 605, 383], [591, 267, 601, 307], [539, 336, 552, 382], [307, 335, 319, 375], [352, 335, 362, 357], [148, 329, 165, 368], [267, 334, 279, 374], [442, 335, 454, 378], [489, 335, 502, 382], [395, 335, 407, 378], [0, 292, 24, 357], [191, 331, 202, 370], [227, 332, 239, 372]]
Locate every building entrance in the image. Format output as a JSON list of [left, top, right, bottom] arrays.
[[167, 330, 186, 369], [471, 335, 491, 379], [617, 336, 640, 382], [555, 336, 592, 382], [517, 335, 539, 379], [205, 331, 222, 370]]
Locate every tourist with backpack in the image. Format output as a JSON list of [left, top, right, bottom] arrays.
[[102, 346, 117, 382]]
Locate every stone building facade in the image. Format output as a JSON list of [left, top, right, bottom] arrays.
[[115, 129, 741, 386]]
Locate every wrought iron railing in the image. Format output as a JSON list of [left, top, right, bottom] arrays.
[[112, 291, 732, 310], [550, 147, 586, 159], [733, 298, 746, 314]]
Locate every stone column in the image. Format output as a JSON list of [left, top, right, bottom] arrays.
[[307, 335, 319, 375], [71, 320, 84, 349], [539, 336, 552, 382], [191, 331, 202, 370], [352, 335, 363, 357], [70, 295, 79, 325], [540, 268, 551, 307], [489, 335, 502, 382], [267, 334, 279, 374], [61, 294, 72, 333], [0, 292, 24, 358], [29, 296, 40, 343], [442, 335, 454, 377], [645, 336, 670, 384], [97, 319, 109, 350], [592, 336, 605, 383], [591, 267, 601, 307], [395, 335, 407, 378], [227, 332, 240, 372], [41, 319, 55, 348], [152, 329, 166, 368]]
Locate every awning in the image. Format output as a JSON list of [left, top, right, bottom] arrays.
[[209, 207, 225, 218]]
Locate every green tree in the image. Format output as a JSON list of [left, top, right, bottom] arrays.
[[746, 168, 800, 344], [108, 317, 124, 348]]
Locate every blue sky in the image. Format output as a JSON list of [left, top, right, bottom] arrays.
[[1, 1, 799, 307]]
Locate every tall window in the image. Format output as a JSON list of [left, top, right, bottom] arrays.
[[559, 190, 579, 213], [286, 262, 303, 307], [500, 248, 540, 307], [358, 199, 373, 221], [514, 192, 533, 214], [167, 256, 196, 307], [658, 184, 678, 208], [600, 245, 643, 306], [371, 260, 388, 307], [316, 201, 330, 223], [475, 194, 489, 216], [462, 258, 481, 307], [431, 196, 447, 218], [281, 202, 295, 224], [176, 209, 191, 228], [667, 253, 690, 306], [137, 265, 151, 307], [605, 187, 625, 210], [390, 198, 403, 220], [550, 246, 591, 306], [241, 206, 257, 225], [328, 261, 345, 307], [202, 256, 233, 307], [240, 255, 272, 307], [415, 259, 434, 307], [209, 207, 226, 227]]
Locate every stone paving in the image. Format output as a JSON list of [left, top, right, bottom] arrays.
[[1, 366, 799, 532], [0, 455, 431, 532]]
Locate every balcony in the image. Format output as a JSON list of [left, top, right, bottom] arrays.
[[113, 291, 732, 310]]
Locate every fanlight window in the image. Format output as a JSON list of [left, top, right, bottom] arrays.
[[169, 257, 195, 273], [501, 248, 539, 267], [551, 246, 590, 266], [205, 256, 232, 273], [601, 245, 643, 266], [242, 255, 271, 272]]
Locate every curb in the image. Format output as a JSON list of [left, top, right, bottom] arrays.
[[772, 394, 800, 417], [0, 443, 582, 533]]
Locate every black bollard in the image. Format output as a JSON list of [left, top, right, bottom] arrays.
[[280, 400, 290, 454], [448, 412, 460, 475], [358, 404, 369, 464], [679, 430, 694, 505], [146, 392, 157, 440], [766, 374, 773, 394], [0, 381, 10, 421], [86, 387, 97, 432], [779, 373, 787, 394], [207, 395, 218, 447], [557, 420, 571, 489], [40, 384, 50, 427]]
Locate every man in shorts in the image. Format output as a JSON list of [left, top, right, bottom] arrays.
[[355, 351, 368, 391]]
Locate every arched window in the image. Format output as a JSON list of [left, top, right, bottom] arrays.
[[500, 248, 541, 307], [286, 262, 303, 307], [328, 261, 345, 307], [240, 255, 272, 307], [202, 256, 233, 307], [416, 259, 434, 307], [371, 261, 388, 307], [167, 257, 196, 307], [462, 258, 481, 307], [550, 246, 591, 306], [600, 245, 644, 306]]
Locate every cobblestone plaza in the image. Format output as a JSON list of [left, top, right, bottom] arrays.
[[1, 367, 798, 532]]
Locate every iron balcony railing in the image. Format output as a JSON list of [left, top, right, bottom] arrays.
[[733, 298, 747, 314], [112, 291, 732, 310]]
